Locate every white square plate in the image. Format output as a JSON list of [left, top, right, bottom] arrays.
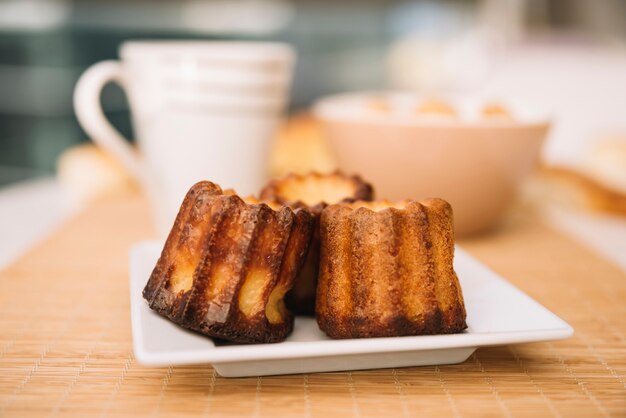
[[130, 241, 573, 377]]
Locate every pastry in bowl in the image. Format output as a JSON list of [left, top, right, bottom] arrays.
[[143, 181, 314, 343], [481, 103, 513, 119], [416, 99, 457, 117], [316, 198, 467, 339], [260, 172, 374, 315]]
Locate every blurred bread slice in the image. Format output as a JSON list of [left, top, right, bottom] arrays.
[[526, 137, 626, 216], [269, 113, 337, 177], [584, 138, 626, 195], [530, 165, 626, 217], [57, 143, 137, 209]]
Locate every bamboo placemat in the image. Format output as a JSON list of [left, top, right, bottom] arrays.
[[1, 195, 625, 418]]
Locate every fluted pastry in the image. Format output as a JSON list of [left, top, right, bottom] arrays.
[[316, 198, 467, 339], [143, 181, 314, 343], [260, 172, 374, 315]]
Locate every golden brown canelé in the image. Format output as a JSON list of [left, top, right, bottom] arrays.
[[316, 198, 467, 339], [143, 181, 314, 343], [260, 171, 374, 209], [259, 172, 374, 315]]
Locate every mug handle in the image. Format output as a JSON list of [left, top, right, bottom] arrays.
[[73, 61, 148, 185]]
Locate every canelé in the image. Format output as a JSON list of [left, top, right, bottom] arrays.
[[143, 181, 314, 343], [316, 198, 467, 339], [260, 172, 374, 315]]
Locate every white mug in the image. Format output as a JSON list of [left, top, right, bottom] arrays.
[[74, 40, 295, 235]]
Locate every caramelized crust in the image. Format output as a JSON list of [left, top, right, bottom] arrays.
[[143, 181, 314, 343], [316, 199, 466, 339], [259, 172, 374, 315]]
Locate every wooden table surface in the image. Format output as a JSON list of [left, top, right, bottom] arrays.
[[1, 193, 625, 417]]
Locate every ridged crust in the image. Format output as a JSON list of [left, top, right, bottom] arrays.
[[259, 172, 374, 315], [143, 181, 314, 343], [316, 199, 467, 339]]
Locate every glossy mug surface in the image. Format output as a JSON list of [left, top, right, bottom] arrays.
[[75, 41, 295, 235]]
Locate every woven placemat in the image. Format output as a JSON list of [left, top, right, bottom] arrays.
[[1, 195, 625, 417]]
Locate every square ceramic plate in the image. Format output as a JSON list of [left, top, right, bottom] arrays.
[[130, 241, 573, 377]]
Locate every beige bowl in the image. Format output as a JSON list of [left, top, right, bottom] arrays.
[[313, 92, 551, 235]]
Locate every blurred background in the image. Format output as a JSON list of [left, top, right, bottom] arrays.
[[1, 0, 626, 187]]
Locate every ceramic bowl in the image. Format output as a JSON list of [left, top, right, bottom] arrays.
[[313, 92, 551, 235]]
